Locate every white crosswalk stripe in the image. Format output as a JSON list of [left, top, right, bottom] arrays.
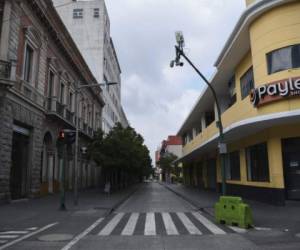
[[121, 213, 139, 236], [97, 212, 228, 237], [0, 228, 39, 246], [0, 231, 28, 235], [144, 212, 156, 235], [192, 212, 226, 235], [176, 212, 202, 235], [98, 213, 125, 236], [0, 236, 19, 239], [162, 213, 179, 235]]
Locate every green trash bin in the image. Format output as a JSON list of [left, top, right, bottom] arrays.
[[215, 196, 253, 229]]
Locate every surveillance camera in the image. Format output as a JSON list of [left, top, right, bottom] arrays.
[[179, 62, 184, 67], [170, 60, 175, 68]]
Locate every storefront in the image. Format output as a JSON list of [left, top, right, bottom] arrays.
[[176, 0, 300, 205]]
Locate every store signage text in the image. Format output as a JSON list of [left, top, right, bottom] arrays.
[[250, 77, 300, 107]]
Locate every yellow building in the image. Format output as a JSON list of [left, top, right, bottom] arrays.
[[176, 0, 300, 205]]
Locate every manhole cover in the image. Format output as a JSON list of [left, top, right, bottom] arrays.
[[38, 234, 73, 242]]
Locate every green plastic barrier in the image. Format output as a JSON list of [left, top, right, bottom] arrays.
[[215, 196, 253, 229]]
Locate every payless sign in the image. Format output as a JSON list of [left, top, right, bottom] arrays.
[[250, 77, 300, 107]]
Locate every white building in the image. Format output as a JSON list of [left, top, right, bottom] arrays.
[[52, 0, 128, 133]]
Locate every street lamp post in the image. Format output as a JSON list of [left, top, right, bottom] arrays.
[[171, 32, 227, 196], [73, 81, 118, 205]]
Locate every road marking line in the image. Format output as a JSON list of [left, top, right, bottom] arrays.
[[254, 227, 271, 231], [228, 226, 248, 233], [0, 236, 18, 239], [162, 213, 179, 235], [26, 227, 38, 231], [177, 212, 202, 235], [61, 217, 104, 250], [98, 213, 124, 236], [0, 231, 28, 235], [192, 212, 226, 235], [0, 222, 58, 250], [121, 213, 139, 236], [0, 241, 7, 244], [144, 212, 156, 236]]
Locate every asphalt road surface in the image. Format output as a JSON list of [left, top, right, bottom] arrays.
[[66, 182, 259, 250]]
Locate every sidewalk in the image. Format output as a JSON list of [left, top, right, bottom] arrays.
[[0, 185, 139, 231], [162, 182, 300, 232]]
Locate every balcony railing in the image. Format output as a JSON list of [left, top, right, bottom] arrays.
[[88, 126, 93, 136], [56, 101, 64, 117], [83, 123, 88, 133], [0, 60, 11, 79], [66, 109, 74, 123]]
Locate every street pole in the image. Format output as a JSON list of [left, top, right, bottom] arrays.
[[60, 144, 67, 210], [74, 85, 79, 205], [173, 43, 227, 196], [73, 81, 118, 205]]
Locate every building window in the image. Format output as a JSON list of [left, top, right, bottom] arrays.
[[240, 67, 254, 99], [69, 92, 73, 111], [226, 151, 240, 181], [24, 44, 34, 82], [48, 70, 55, 97], [267, 44, 300, 74], [82, 105, 86, 122], [73, 8, 83, 19], [195, 126, 202, 136], [228, 75, 236, 107], [205, 111, 215, 127], [60, 83, 65, 104], [93, 8, 99, 18], [246, 143, 270, 182]]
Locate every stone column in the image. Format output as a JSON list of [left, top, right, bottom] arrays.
[[0, 95, 13, 203]]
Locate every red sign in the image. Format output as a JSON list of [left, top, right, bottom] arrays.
[[250, 77, 300, 107]]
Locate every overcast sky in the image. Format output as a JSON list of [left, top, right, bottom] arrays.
[[105, 0, 246, 162]]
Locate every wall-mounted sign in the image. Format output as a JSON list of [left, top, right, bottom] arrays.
[[250, 77, 300, 107]]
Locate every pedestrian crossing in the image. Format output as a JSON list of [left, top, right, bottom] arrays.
[[95, 211, 231, 237], [0, 227, 38, 246]]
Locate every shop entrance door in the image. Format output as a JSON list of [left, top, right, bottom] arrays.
[[10, 132, 30, 200], [282, 138, 300, 200], [207, 159, 217, 190]]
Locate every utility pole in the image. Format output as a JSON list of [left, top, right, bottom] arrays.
[[171, 32, 227, 195], [73, 81, 118, 206], [60, 144, 67, 210], [74, 83, 79, 206]]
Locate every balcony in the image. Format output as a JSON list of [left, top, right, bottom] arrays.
[[66, 109, 74, 124], [88, 126, 93, 137], [46, 97, 76, 127], [83, 123, 88, 133]]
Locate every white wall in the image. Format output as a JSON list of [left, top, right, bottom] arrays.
[[53, 0, 128, 133]]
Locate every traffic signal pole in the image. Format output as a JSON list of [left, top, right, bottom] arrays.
[[73, 81, 118, 206], [60, 144, 67, 210]]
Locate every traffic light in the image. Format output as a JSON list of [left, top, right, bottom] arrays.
[[58, 130, 65, 142], [58, 130, 76, 145]]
